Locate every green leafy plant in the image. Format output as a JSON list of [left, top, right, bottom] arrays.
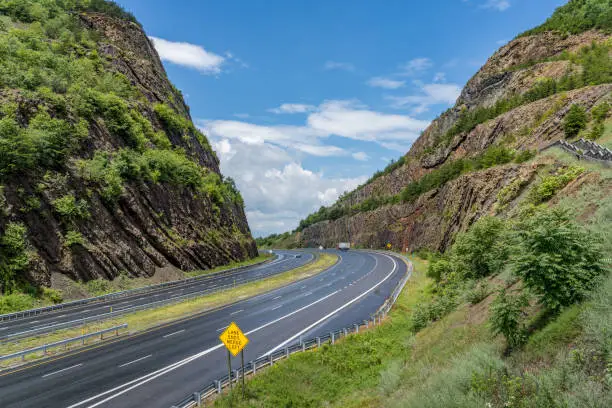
[[489, 288, 529, 348], [0, 222, 29, 294], [511, 208, 605, 311], [52, 194, 90, 220], [64, 230, 85, 247], [563, 104, 588, 138]]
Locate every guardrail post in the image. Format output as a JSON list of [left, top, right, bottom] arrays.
[[269, 354, 273, 366], [344, 328, 348, 337], [316, 337, 321, 347], [234, 369, 240, 385], [302, 341, 306, 351], [251, 360, 256, 374], [365, 319, 369, 328], [216, 380, 222, 393], [193, 391, 201, 406], [354, 323, 359, 333], [43, 345, 47, 356], [285, 346, 289, 358], [115, 328, 119, 337]]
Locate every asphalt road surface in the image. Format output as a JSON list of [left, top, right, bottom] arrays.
[[0, 250, 313, 340], [0, 250, 408, 408]]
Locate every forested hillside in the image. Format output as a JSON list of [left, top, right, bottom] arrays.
[[0, 0, 256, 310]]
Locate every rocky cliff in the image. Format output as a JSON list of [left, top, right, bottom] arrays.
[[283, 1, 611, 252], [0, 1, 256, 291]]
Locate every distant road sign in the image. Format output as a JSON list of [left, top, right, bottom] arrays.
[[219, 321, 249, 356]]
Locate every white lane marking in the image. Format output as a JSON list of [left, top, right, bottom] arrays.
[[272, 296, 282, 300], [67, 290, 339, 408], [56, 315, 66, 318], [271, 305, 282, 311], [42, 364, 83, 378], [118, 355, 152, 368], [216, 325, 228, 332], [300, 285, 307, 290], [162, 329, 185, 338], [230, 309, 243, 316], [303, 291, 312, 297], [29, 320, 40, 323], [262, 253, 397, 356]]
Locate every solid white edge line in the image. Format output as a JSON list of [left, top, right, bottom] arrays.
[[42, 363, 83, 378], [261, 252, 397, 356], [118, 355, 152, 368]]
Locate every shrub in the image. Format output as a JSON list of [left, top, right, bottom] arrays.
[[52, 194, 90, 220], [64, 230, 84, 247], [41, 287, 63, 304], [527, 165, 584, 204], [451, 217, 509, 279], [427, 258, 452, 281], [489, 289, 529, 348], [563, 104, 588, 138], [0, 222, 29, 293], [521, 0, 612, 36], [465, 281, 490, 305], [511, 208, 605, 311], [0, 292, 35, 313]]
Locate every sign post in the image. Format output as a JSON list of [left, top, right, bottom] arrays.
[[219, 322, 249, 398]]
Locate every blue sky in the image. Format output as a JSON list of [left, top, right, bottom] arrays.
[[117, 0, 566, 237]]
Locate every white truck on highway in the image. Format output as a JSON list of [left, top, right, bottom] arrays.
[[338, 242, 350, 251]]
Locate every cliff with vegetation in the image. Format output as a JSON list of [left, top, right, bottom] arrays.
[[259, 0, 611, 252], [0, 0, 257, 301]]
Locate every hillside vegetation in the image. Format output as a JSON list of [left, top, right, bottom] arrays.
[[243, 2, 612, 407], [0, 0, 256, 312]]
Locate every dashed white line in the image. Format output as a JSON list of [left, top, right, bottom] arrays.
[[162, 329, 185, 338], [42, 364, 82, 378], [118, 355, 152, 368], [272, 296, 282, 300], [271, 305, 282, 311], [216, 325, 228, 332], [300, 285, 307, 290], [230, 309, 243, 316], [303, 291, 312, 296]]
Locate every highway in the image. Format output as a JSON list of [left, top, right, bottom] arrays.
[[0, 250, 313, 340], [0, 250, 408, 408]]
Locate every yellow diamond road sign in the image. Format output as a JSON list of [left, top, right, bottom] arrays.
[[219, 321, 249, 356]]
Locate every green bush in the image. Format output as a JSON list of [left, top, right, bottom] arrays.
[[489, 288, 529, 348], [52, 194, 90, 220], [427, 258, 452, 282], [41, 286, 63, 304], [563, 104, 588, 138], [64, 230, 85, 247], [0, 222, 29, 294], [527, 165, 584, 204], [511, 208, 605, 311], [451, 216, 509, 279], [0, 292, 35, 313]]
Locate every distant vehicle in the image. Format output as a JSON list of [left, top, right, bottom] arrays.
[[295, 254, 302, 258], [338, 242, 350, 251]]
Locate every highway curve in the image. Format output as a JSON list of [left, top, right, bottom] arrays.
[[0, 250, 408, 408], [0, 250, 313, 340]]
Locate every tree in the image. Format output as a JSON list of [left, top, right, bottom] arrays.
[[489, 289, 529, 348], [563, 104, 587, 138], [511, 208, 605, 311]]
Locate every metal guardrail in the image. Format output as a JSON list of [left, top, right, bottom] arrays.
[[2, 252, 319, 342], [0, 255, 278, 322], [0, 324, 128, 364], [172, 252, 413, 408]]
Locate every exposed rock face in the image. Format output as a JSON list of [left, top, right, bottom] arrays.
[[295, 29, 611, 252], [0, 12, 256, 287]]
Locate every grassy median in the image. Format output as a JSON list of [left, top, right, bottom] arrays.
[[0, 252, 336, 368]]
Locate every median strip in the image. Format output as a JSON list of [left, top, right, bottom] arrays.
[[0, 253, 337, 370]]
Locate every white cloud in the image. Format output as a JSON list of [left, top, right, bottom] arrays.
[[352, 152, 369, 161], [433, 72, 446, 83], [366, 77, 405, 89], [269, 103, 316, 114], [324, 61, 355, 71], [211, 138, 365, 236], [387, 83, 461, 114], [482, 0, 510, 11], [307, 100, 429, 143], [398, 57, 433, 76], [203, 100, 430, 235], [149, 36, 226, 74]]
